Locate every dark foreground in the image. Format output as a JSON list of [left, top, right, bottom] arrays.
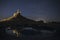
[[0, 29, 60, 40]]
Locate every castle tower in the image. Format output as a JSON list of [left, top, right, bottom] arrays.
[[13, 9, 21, 16], [16, 9, 21, 14]]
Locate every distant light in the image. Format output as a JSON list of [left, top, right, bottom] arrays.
[[5, 27, 20, 37], [35, 18, 47, 23], [13, 30, 16, 33], [12, 29, 20, 37]]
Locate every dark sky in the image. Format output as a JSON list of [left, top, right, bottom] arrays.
[[0, 0, 60, 22]]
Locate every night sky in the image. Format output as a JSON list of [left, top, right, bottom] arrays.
[[0, 0, 60, 22]]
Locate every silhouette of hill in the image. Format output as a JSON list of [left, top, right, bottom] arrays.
[[0, 9, 60, 40], [0, 9, 60, 30]]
